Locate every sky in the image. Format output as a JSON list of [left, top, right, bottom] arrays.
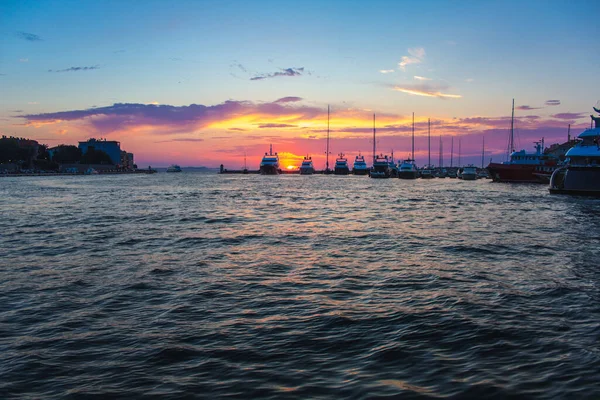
[[1, 0, 598, 168]]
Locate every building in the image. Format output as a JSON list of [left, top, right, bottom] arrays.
[[78, 138, 121, 165], [120, 151, 135, 170]]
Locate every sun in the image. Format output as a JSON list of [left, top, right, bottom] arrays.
[[286, 165, 296, 170]]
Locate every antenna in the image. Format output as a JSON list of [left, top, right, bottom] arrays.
[[481, 136, 485, 169], [568, 124, 571, 141]]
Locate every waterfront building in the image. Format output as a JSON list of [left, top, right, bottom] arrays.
[[79, 138, 121, 165]]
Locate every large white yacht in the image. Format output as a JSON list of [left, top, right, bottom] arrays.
[[259, 144, 280, 175], [370, 154, 391, 178], [299, 155, 315, 175], [334, 153, 350, 175], [550, 107, 600, 196], [398, 158, 418, 179], [353, 153, 369, 175]]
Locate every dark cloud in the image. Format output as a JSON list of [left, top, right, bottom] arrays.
[[48, 65, 100, 73], [17, 31, 42, 41], [551, 113, 586, 120], [155, 138, 204, 143], [516, 105, 541, 111], [19, 99, 323, 135], [275, 97, 303, 103], [545, 100, 561, 106], [258, 123, 298, 128], [251, 67, 304, 81]]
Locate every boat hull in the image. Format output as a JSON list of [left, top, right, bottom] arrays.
[[487, 163, 552, 183], [460, 173, 478, 180], [398, 171, 418, 179], [260, 166, 280, 175], [549, 166, 600, 196], [334, 167, 350, 175], [299, 167, 314, 175], [353, 168, 369, 175], [370, 171, 390, 179]]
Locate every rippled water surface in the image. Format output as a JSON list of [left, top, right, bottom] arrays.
[[1, 172, 600, 399]]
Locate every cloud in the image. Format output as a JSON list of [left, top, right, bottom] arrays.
[[18, 99, 324, 135], [274, 96, 302, 103], [392, 83, 461, 99], [399, 47, 425, 71], [28, 102, 39, 105], [465, 78, 474, 83], [251, 67, 304, 81], [545, 100, 561, 106], [48, 65, 100, 73], [155, 138, 205, 143], [551, 113, 586, 120], [380, 69, 395, 74], [17, 32, 42, 41], [230, 61, 247, 72], [57, 129, 67, 135], [257, 123, 298, 128], [414, 76, 431, 81], [228, 128, 248, 131], [19, 58, 29, 63], [516, 105, 541, 111]]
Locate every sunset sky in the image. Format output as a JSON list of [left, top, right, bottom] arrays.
[[1, 0, 598, 168]]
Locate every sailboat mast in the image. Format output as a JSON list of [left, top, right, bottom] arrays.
[[568, 124, 571, 141], [373, 113, 376, 165], [481, 136, 485, 168], [450, 137, 454, 167], [428, 118, 431, 167], [458, 138, 461, 167], [326, 105, 330, 171], [412, 112, 415, 160], [439, 135, 443, 168], [509, 98, 515, 154]]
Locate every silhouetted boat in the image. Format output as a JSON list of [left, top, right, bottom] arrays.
[[259, 144, 280, 175], [299, 155, 315, 175], [353, 153, 369, 175], [334, 153, 350, 175]]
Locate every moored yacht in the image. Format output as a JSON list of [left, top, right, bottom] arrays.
[[458, 164, 477, 180], [259, 144, 280, 175], [398, 158, 418, 179], [370, 154, 391, 178], [334, 153, 350, 175], [353, 153, 369, 175], [550, 108, 600, 196], [299, 155, 315, 175], [166, 164, 182, 172], [420, 166, 435, 179]]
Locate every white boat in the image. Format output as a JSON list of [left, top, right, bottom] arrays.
[[299, 155, 315, 175], [458, 165, 477, 180], [334, 153, 350, 175], [259, 144, 280, 175], [353, 153, 369, 175], [550, 107, 600, 196], [370, 154, 391, 178], [166, 164, 182, 172], [85, 167, 99, 175], [399, 112, 419, 179]]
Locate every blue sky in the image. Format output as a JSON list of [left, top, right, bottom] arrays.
[[1, 0, 598, 167]]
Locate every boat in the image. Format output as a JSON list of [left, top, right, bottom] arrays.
[[399, 112, 419, 179], [421, 119, 435, 179], [458, 164, 477, 180], [388, 151, 399, 178], [324, 105, 332, 174], [487, 100, 559, 183], [370, 154, 391, 178], [550, 107, 600, 196], [166, 164, 182, 172], [259, 144, 280, 175], [353, 153, 369, 175], [420, 167, 435, 179], [299, 155, 315, 175], [85, 167, 99, 175], [334, 152, 350, 175]]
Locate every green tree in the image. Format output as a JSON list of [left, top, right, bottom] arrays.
[[52, 145, 82, 164], [81, 148, 113, 164]]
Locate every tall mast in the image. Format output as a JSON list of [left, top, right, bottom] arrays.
[[509, 98, 515, 154], [439, 135, 443, 168], [428, 118, 431, 167], [481, 136, 485, 168], [326, 105, 330, 171], [458, 138, 461, 167], [450, 137, 454, 167], [373, 113, 376, 165], [568, 124, 571, 142], [412, 112, 415, 160], [270, 144, 273, 155]]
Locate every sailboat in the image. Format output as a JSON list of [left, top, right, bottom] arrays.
[[421, 118, 435, 179], [370, 114, 391, 178], [324, 105, 332, 174], [398, 112, 419, 179], [486, 99, 559, 183]]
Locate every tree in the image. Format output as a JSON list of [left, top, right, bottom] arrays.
[[52, 145, 82, 164], [81, 148, 113, 164]]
